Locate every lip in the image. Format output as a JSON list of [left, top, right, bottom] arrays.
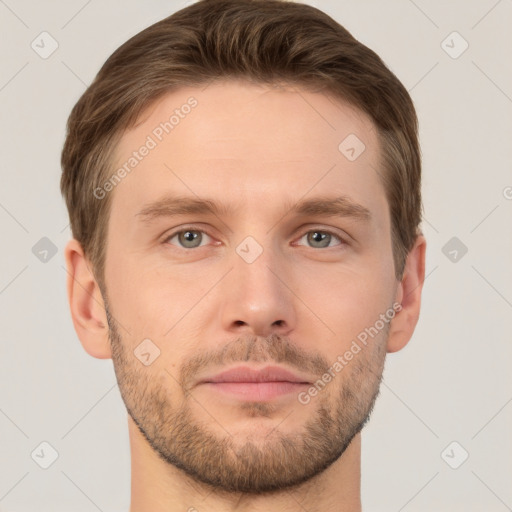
[[198, 365, 312, 401], [202, 365, 312, 384]]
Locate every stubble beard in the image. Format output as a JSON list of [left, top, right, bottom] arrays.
[[105, 301, 387, 494]]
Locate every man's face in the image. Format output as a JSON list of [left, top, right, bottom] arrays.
[[102, 80, 399, 493]]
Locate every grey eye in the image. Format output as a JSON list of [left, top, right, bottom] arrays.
[[173, 230, 205, 248], [304, 231, 338, 248]]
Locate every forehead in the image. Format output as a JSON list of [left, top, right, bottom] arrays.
[[109, 79, 386, 221]]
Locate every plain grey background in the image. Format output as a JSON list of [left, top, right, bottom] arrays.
[[1, 0, 511, 511]]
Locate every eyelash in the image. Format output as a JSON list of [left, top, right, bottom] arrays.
[[162, 226, 347, 250]]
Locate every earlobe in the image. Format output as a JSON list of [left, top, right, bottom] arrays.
[[64, 239, 112, 359], [386, 234, 427, 353]]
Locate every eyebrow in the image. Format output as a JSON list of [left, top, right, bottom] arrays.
[[136, 194, 372, 223]]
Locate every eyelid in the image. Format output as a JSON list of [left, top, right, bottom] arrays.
[[162, 225, 216, 247], [162, 224, 350, 250], [293, 226, 349, 247]]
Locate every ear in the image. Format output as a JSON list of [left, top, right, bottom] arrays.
[[387, 234, 427, 353], [64, 239, 112, 359]]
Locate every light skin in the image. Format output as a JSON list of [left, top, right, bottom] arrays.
[[65, 79, 426, 512]]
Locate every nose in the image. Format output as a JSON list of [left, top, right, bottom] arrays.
[[219, 243, 296, 338]]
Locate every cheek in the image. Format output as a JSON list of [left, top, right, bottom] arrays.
[[300, 266, 392, 353], [106, 256, 211, 341]]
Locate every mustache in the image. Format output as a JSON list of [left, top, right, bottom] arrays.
[[104, 301, 332, 392], [179, 332, 330, 391]]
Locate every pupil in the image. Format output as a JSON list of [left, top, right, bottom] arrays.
[[181, 230, 200, 247], [310, 231, 329, 247]]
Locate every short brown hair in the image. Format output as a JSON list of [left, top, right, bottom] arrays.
[[61, 0, 422, 289]]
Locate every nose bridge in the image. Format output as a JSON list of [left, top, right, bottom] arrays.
[[235, 235, 279, 291], [219, 234, 296, 337]]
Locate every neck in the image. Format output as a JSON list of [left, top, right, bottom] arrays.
[[128, 416, 362, 512]]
